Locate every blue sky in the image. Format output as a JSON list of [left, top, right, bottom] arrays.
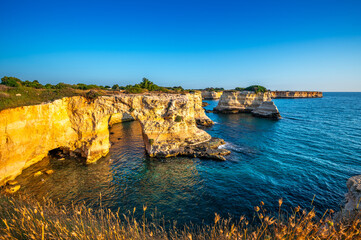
[[0, 0, 360, 91]]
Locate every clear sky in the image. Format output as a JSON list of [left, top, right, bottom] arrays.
[[1, 0, 360, 91]]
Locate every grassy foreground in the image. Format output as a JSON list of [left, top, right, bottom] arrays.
[[0, 195, 360, 239]]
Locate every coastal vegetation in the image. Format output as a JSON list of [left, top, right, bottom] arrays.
[[0, 194, 360, 239], [124, 78, 184, 93], [0, 76, 185, 111], [235, 85, 268, 93], [203, 87, 224, 92]]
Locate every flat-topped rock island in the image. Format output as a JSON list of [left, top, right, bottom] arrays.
[[213, 90, 281, 119]]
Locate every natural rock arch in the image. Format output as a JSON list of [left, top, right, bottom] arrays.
[[0, 92, 228, 185]]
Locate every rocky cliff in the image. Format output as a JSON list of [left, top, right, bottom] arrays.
[[201, 91, 223, 100], [271, 91, 323, 98], [0, 92, 228, 186], [213, 91, 280, 119], [252, 101, 281, 119], [214, 91, 272, 113]]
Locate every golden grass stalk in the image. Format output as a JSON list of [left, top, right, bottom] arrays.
[[0, 195, 360, 240]]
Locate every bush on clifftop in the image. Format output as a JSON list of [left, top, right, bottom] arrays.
[[1, 76, 22, 87], [234, 85, 268, 93]]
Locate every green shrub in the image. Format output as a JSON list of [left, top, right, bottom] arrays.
[[23, 80, 43, 89], [54, 83, 71, 89], [1, 76, 22, 87], [85, 90, 100, 100], [44, 84, 53, 89], [244, 85, 267, 93], [112, 84, 120, 90], [149, 139, 154, 145], [204, 87, 224, 92], [235, 87, 245, 91], [125, 85, 146, 94]]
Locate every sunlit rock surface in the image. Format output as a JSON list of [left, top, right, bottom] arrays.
[[252, 101, 281, 119], [201, 91, 223, 100], [0, 92, 227, 185], [271, 91, 323, 98], [213, 91, 272, 113]]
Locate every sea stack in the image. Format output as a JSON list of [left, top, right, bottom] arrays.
[[252, 101, 281, 119]]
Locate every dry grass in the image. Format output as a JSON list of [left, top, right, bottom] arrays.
[[0, 195, 360, 239]]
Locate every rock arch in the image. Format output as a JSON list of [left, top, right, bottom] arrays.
[[0, 92, 227, 185]]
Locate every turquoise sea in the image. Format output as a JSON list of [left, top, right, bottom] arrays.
[[14, 92, 361, 225]]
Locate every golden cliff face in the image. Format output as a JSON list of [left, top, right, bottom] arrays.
[[201, 91, 223, 100], [214, 91, 272, 113], [0, 92, 215, 185], [270, 91, 323, 98]]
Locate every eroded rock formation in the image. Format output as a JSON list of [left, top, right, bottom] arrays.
[[201, 91, 223, 100], [271, 91, 323, 98], [252, 101, 281, 119], [213, 91, 281, 119], [0, 92, 228, 186], [213, 91, 272, 113]]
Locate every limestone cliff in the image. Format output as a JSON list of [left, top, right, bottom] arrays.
[[252, 101, 281, 119], [271, 91, 323, 98], [213, 91, 272, 113], [0, 92, 227, 186], [201, 91, 223, 100]]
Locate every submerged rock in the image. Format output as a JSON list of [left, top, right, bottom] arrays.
[[178, 138, 230, 161], [252, 101, 281, 119], [202, 102, 209, 107]]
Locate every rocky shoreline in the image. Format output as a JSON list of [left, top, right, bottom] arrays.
[[0, 92, 227, 186]]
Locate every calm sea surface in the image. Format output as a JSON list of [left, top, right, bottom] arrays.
[[13, 92, 361, 225]]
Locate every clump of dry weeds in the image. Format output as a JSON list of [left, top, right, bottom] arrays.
[[0, 194, 360, 239]]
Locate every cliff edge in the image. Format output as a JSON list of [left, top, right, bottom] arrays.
[[0, 92, 229, 186], [271, 91, 323, 98]]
